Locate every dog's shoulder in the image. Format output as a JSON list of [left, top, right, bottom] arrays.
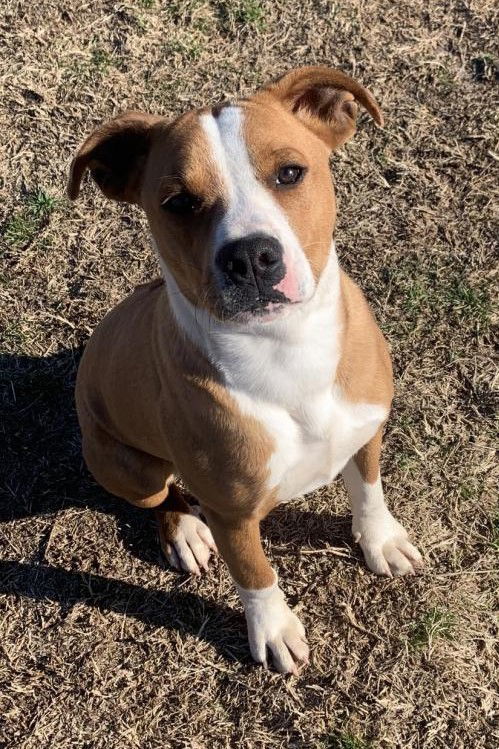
[[92, 277, 165, 337], [336, 270, 393, 407], [115, 276, 165, 315]]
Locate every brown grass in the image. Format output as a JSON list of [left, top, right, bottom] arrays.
[[0, 1, 498, 747]]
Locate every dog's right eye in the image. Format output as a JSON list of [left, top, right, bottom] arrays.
[[161, 192, 200, 214]]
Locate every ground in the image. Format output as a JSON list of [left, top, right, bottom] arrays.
[[0, 1, 497, 747]]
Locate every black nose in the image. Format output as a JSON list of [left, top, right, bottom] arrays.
[[216, 234, 285, 289]]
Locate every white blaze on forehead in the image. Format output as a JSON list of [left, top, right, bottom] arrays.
[[199, 107, 314, 299]]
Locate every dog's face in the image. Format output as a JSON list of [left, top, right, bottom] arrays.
[[142, 100, 334, 321], [69, 67, 382, 322]]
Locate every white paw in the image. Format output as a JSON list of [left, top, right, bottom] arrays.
[[164, 513, 217, 576], [353, 511, 424, 577], [237, 582, 309, 674]]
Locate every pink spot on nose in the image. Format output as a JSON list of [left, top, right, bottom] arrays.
[[274, 264, 300, 302]]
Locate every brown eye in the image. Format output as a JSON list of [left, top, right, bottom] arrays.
[[161, 192, 200, 214], [276, 164, 305, 187]]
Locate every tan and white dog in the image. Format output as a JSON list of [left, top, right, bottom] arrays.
[[68, 67, 423, 674]]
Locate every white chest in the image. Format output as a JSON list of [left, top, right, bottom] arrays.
[[215, 294, 387, 500], [231, 383, 387, 502]]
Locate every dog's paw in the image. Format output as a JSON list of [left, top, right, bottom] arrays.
[[161, 513, 217, 576], [238, 583, 309, 675], [353, 511, 423, 577]]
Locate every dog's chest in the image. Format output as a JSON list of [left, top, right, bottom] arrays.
[[217, 311, 386, 502], [232, 380, 385, 502]]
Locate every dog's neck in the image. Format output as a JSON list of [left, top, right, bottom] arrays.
[[160, 242, 342, 402]]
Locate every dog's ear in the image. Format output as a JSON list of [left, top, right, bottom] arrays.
[[67, 111, 162, 203], [261, 66, 383, 150]]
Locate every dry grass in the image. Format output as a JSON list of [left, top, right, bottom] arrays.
[[0, 1, 498, 747]]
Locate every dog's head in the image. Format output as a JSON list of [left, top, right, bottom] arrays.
[[68, 67, 382, 322]]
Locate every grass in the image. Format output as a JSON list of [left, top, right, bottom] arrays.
[[90, 47, 113, 74], [217, 0, 266, 30], [165, 37, 203, 61], [324, 732, 372, 749], [409, 608, 457, 650], [0, 1, 497, 748], [2, 189, 58, 248], [63, 42, 118, 82], [395, 264, 492, 330], [394, 449, 419, 474], [3, 212, 38, 248], [444, 280, 491, 325], [235, 0, 265, 26], [458, 481, 482, 502], [1, 321, 27, 348], [491, 513, 499, 552], [471, 53, 498, 81]]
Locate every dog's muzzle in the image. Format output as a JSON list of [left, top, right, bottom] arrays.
[[215, 233, 288, 317]]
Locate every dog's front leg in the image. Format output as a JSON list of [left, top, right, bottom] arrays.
[[342, 429, 424, 577], [204, 509, 309, 674]]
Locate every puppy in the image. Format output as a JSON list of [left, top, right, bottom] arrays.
[[68, 67, 423, 674]]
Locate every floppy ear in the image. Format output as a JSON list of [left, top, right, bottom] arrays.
[[261, 66, 384, 150], [67, 111, 162, 203]]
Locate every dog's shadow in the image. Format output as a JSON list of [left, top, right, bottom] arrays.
[[0, 348, 351, 659]]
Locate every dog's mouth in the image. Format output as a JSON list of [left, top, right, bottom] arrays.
[[212, 287, 296, 324]]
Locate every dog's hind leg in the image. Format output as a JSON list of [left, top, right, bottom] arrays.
[[81, 419, 217, 574], [155, 484, 217, 575], [81, 420, 174, 509]]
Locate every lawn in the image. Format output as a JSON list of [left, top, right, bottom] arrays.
[[0, 1, 497, 747]]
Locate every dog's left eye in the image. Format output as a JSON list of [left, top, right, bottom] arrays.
[[276, 164, 305, 187], [161, 192, 200, 214]]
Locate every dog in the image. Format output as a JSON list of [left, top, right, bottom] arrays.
[[68, 66, 423, 674]]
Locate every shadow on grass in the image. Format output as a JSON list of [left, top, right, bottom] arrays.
[[0, 348, 352, 657], [0, 558, 247, 659], [0, 349, 162, 560], [0, 348, 85, 522]]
